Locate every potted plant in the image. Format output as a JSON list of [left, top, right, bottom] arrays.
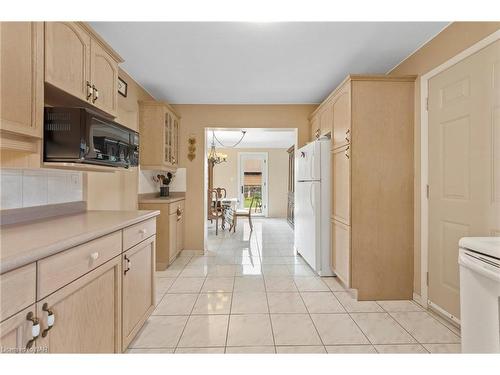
[[157, 172, 173, 197]]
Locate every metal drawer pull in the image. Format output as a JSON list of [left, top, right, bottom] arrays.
[[139, 228, 148, 235], [345, 145, 350, 159], [90, 252, 99, 261], [92, 85, 99, 103], [345, 129, 350, 143], [26, 312, 40, 349], [124, 255, 132, 275], [41, 303, 55, 337]]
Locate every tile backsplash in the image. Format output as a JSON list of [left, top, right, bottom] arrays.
[[0, 169, 83, 210]]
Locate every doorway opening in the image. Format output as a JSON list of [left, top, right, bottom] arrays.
[[238, 152, 268, 217]]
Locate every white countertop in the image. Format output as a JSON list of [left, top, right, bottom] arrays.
[[0, 210, 160, 274]]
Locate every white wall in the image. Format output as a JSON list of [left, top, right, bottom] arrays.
[[0, 169, 83, 209]]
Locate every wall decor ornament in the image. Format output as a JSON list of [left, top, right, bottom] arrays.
[[187, 135, 196, 161]]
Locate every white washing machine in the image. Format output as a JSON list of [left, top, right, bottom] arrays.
[[459, 237, 500, 353]]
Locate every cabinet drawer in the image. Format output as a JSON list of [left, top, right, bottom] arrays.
[[123, 218, 156, 250], [169, 200, 184, 215], [0, 263, 36, 322], [37, 231, 122, 299]]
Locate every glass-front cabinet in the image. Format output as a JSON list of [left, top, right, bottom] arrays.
[[139, 100, 180, 170]]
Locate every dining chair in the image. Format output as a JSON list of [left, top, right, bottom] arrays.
[[233, 196, 255, 232], [208, 188, 224, 235]]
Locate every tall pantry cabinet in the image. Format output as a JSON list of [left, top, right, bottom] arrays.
[[311, 75, 416, 301]]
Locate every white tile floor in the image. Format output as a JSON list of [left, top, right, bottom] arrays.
[[128, 218, 461, 354]]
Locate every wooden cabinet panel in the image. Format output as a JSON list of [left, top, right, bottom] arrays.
[[37, 255, 122, 353], [332, 145, 350, 225], [168, 213, 178, 263], [122, 218, 157, 251], [331, 219, 351, 288], [90, 40, 118, 117], [310, 115, 319, 141], [37, 232, 122, 299], [0, 263, 36, 322], [139, 101, 180, 171], [0, 22, 43, 139], [319, 102, 333, 136], [122, 237, 155, 351], [176, 209, 184, 256], [332, 85, 351, 149], [45, 22, 91, 101], [0, 305, 38, 353]]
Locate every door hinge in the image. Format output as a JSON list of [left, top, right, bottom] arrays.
[[426, 184, 429, 199]]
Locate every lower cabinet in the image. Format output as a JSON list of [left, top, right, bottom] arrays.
[[36, 256, 122, 353], [0, 305, 38, 353], [122, 236, 156, 351], [331, 219, 351, 288]]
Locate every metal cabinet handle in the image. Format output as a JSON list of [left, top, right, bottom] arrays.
[[345, 129, 350, 143], [25, 311, 40, 349], [86, 81, 93, 101], [41, 303, 55, 338], [90, 252, 99, 261], [345, 145, 350, 159], [124, 255, 132, 275], [92, 85, 99, 103], [139, 228, 147, 236]]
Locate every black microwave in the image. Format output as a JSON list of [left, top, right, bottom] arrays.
[[44, 107, 139, 168]]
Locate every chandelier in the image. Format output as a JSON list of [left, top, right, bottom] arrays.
[[208, 130, 246, 165]]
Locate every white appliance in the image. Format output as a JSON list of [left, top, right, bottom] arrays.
[[294, 139, 333, 276], [458, 237, 500, 353]]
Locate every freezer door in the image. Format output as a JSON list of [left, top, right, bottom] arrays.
[[296, 142, 321, 181], [294, 181, 320, 271]]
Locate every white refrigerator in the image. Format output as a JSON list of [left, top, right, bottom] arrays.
[[294, 139, 334, 276]]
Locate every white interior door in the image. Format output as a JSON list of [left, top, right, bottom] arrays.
[[238, 152, 268, 216], [428, 39, 500, 320]]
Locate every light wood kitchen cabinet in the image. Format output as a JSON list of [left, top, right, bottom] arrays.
[[44, 22, 122, 118], [36, 255, 122, 353], [319, 102, 334, 137], [139, 100, 181, 171], [323, 75, 415, 300], [44, 22, 91, 102], [138, 199, 185, 270], [122, 236, 155, 351], [0, 22, 44, 166], [90, 40, 119, 117], [0, 305, 39, 353], [310, 115, 319, 140]]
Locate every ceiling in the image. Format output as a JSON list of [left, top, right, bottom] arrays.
[[206, 129, 296, 149], [90, 22, 448, 104]]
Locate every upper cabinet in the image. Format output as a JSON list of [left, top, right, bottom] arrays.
[[139, 101, 180, 171], [0, 22, 44, 166], [44, 22, 122, 118], [44, 22, 91, 103]]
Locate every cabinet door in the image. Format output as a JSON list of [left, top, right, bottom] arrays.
[[45, 22, 91, 102], [172, 117, 179, 166], [176, 206, 184, 255], [332, 145, 350, 225], [164, 112, 172, 165], [90, 40, 118, 117], [332, 84, 351, 150], [319, 102, 333, 136], [37, 256, 122, 353], [168, 213, 178, 263], [310, 115, 319, 141], [0, 22, 43, 138], [0, 305, 38, 353], [122, 237, 155, 351], [331, 219, 351, 287]]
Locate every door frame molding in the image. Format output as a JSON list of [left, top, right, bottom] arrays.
[[419, 30, 500, 321], [237, 151, 269, 217]]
